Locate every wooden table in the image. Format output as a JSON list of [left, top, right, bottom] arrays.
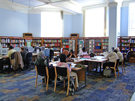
[[74, 56, 108, 73]]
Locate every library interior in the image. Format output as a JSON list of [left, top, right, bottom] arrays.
[[0, 0, 135, 101]]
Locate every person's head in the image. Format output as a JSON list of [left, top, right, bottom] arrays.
[[70, 49, 74, 54], [21, 47, 24, 51], [114, 49, 117, 53], [82, 47, 86, 52], [115, 47, 120, 52], [9, 45, 14, 50], [59, 54, 66, 62], [37, 51, 45, 59]]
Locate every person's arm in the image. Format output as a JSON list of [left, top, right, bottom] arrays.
[[73, 54, 76, 58]]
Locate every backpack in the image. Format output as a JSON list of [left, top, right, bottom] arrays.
[[69, 76, 75, 95]]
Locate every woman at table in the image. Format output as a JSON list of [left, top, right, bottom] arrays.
[[67, 49, 76, 58], [34, 51, 54, 84], [57, 54, 79, 87], [79, 47, 88, 57], [115, 47, 123, 65], [103, 49, 119, 70]]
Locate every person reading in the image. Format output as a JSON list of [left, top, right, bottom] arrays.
[[67, 49, 76, 58], [57, 54, 79, 87]]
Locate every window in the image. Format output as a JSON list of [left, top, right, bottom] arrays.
[[41, 12, 63, 37], [129, 3, 135, 36], [85, 7, 105, 37]]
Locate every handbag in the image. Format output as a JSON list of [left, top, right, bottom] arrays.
[[103, 68, 111, 76]]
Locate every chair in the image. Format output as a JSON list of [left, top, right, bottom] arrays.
[[54, 66, 77, 96], [35, 65, 49, 90], [63, 50, 69, 57], [105, 60, 118, 78], [25, 52, 32, 70], [10, 52, 24, 72], [119, 59, 125, 74], [124, 50, 131, 66]]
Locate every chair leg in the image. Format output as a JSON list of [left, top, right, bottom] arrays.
[[44, 77, 46, 84], [35, 74, 38, 87], [64, 80, 65, 88], [46, 76, 49, 91], [67, 79, 70, 96], [114, 68, 117, 78], [75, 77, 77, 90], [54, 77, 57, 91]]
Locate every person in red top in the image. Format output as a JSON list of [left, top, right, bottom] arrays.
[[57, 54, 79, 87]]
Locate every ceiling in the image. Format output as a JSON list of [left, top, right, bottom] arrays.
[[0, 0, 128, 14]]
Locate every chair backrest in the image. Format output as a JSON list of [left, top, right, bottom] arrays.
[[36, 65, 47, 76], [63, 50, 69, 56], [25, 52, 32, 61], [11, 52, 15, 60], [125, 50, 131, 61], [55, 66, 68, 77]]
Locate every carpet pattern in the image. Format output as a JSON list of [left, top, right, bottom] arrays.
[[0, 63, 135, 101]]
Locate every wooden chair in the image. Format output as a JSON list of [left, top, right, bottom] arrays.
[[105, 60, 118, 78], [119, 59, 125, 74], [54, 66, 77, 96], [35, 65, 49, 91]]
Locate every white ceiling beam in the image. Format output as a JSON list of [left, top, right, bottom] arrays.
[[50, 1, 82, 14]]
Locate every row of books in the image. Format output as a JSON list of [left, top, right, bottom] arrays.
[[1, 39, 10, 43]]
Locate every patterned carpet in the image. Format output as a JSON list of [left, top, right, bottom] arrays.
[[0, 63, 135, 101]]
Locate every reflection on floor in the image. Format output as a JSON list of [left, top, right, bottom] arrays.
[[0, 63, 135, 101]]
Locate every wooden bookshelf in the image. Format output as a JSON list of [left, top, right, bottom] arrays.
[[62, 37, 70, 51], [32, 37, 42, 47]]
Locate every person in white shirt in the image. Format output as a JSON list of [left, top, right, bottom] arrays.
[[103, 49, 118, 69], [79, 47, 88, 57], [115, 47, 123, 65]]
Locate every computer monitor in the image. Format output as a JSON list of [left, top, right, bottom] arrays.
[[1, 48, 8, 55], [14, 47, 21, 52], [33, 47, 41, 53], [23, 46, 28, 51], [28, 46, 34, 52], [44, 48, 50, 57], [40, 46, 45, 52]]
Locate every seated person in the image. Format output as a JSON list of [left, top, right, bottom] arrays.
[[103, 49, 118, 70], [20, 47, 28, 64], [67, 49, 76, 58], [57, 54, 79, 88], [79, 47, 88, 57], [35, 51, 46, 67], [0, 45, 16, 72], [115, 47, 123, 65], [89, 50, 95, 57]]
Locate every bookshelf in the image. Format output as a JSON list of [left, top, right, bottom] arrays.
[[43, 38, 61, 52], [0, 37, 10, 48], [130, 37, 135, 60], [62, 38, 70, 51], [102, 37, 109, 52], [85, 38, 95, 54], [32, 37, 42, 47], [77, 38, 84, 54], [10, 37, 25, 47], [121, 37, 130, 57], [94, 38, 102, 53], [69, 40, 76, 52]]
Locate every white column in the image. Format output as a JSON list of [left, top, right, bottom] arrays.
[[108, 2, 121, 52]]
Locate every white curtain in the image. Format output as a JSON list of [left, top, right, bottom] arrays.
[[129, 3, 135, 36], [85, 7, 105, 37], [41, 12, 63, 37]]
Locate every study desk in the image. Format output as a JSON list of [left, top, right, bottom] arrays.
[[74, 56, 108, 73]]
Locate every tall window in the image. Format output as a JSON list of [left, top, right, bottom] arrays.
[[85, 7, 105, 37], [41, 12, 63, 37], [129, 3, 135, 36]]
